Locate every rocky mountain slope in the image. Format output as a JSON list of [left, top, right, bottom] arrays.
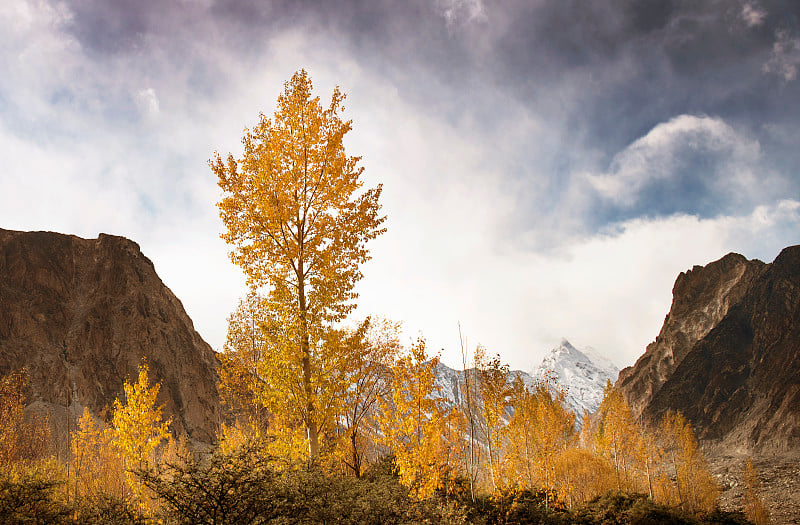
[[617, 245, 800, 453], [0, 228, 221, 444], [434, 339, 617, 423]]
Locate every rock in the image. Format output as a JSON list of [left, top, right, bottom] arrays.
[[0, 228, 221, 445], [617, 246, 800, 453], [617, 252, 764, 420]]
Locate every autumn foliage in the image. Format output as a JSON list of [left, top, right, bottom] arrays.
[[213, 68, 385, 459], [378, 337, 452, 499], [0, 369, 50, 466], [743, 458, 770, 525]]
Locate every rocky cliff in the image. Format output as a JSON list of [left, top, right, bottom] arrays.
[[617, 246, 800, 452], [0, 228, 220, 444]]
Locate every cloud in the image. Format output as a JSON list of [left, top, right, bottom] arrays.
[[584, 114, 766, 219], [135, 87, 160, 118], [356, 197, 800, 370], [435, 0, 487, 28], [1, 0, 799, 373], [741, 2, 767, 27], [0, 0, 80, 122], [763, 29, 800, 82]]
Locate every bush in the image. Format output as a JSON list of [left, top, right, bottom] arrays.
[[135, 440, 279, 524], [463, 488, 570, 525], [0, 465, 71, 524], [73, 495, 148, 525], [136, 445, 469, 524], [570, 491, 752, 525], [572, 492, 692, 524]]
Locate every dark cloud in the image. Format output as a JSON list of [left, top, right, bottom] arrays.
[[54, 0, 800, 230], [624, 0, 675, 33], [65, 0, 158, 54]]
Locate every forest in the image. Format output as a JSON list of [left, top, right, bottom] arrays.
[[0, 70, 771, 524]]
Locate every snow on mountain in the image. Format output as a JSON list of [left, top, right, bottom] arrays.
[[532, 339, 619, 420], [432, 339, 618, 424], [433, 361, 465, 407]]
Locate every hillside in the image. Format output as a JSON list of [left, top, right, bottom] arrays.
[[0, 228, 221, 444], [617, 245, 800, 453]]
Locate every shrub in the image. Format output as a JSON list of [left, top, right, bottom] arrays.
[[0, 464, 71, 524], [73, 495, 148, 525]]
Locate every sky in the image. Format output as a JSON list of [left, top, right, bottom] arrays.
[[1, 0, 799, 371]]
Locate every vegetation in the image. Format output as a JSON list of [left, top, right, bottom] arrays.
[[212, 68, 385, 459], [0, 70, 765, 524], [743, 459, 770, 525]]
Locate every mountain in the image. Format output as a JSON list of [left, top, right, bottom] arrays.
[[0, 228, 221, 445], [533, 339, 619, 418], [616, 246, 800, 452], [433, 339, 618, 423]]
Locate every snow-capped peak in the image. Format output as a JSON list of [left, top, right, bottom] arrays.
[[532, 338, 619, 420], [431, 339, 618, 428]]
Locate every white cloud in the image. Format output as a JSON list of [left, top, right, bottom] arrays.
[[741, 2, 767, 27], [763, 29, 800, 82], [435, 0, 487, 28], [136, 88, 160, 118], [0, 0, 82, 121], [585, 114, 761, 208], [1, 2, 798, 379], [356, 199, 800, 371]]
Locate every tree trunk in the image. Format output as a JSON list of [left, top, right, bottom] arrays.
[[350, 429, 362, 478], [298, 270, 319, 459], [303, 346, 319, 458]]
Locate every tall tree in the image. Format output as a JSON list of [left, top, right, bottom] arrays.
[[657, 410, 718, 513], [0, 369, 50, 466], [71, 407, 126, 500], [593, 380, 639, 492], [339, 317, 400, 477], [475, 347, 510, 493], [505, 374, 576, 507], [217, 293, 271, 434], [743, 458, 770, 525], [112, 363, 171, 507], [213, 69, 385, 458], [379, 338, 449, 499]]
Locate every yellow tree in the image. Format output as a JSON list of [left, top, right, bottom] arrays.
[[505, 374, 576, 507], [743, 458, 770, 525], [254, 313, 357, 462], [504, 375, 536, 489], [379, 338, 449, 499], [218, 292, 271, 434], [552, 447, 615, 508], [657, 410, 718, 513], [112, 363, 171, 505], [475, 347, 510, 492], [220, 292, 311, 461], [213, 69, 385, 459], [339, 317, 400, 477], [593, 380, 640, 492], [636, 422, 661, 500], [0, 369, 50, 466], [71, 407, 126, 499]]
